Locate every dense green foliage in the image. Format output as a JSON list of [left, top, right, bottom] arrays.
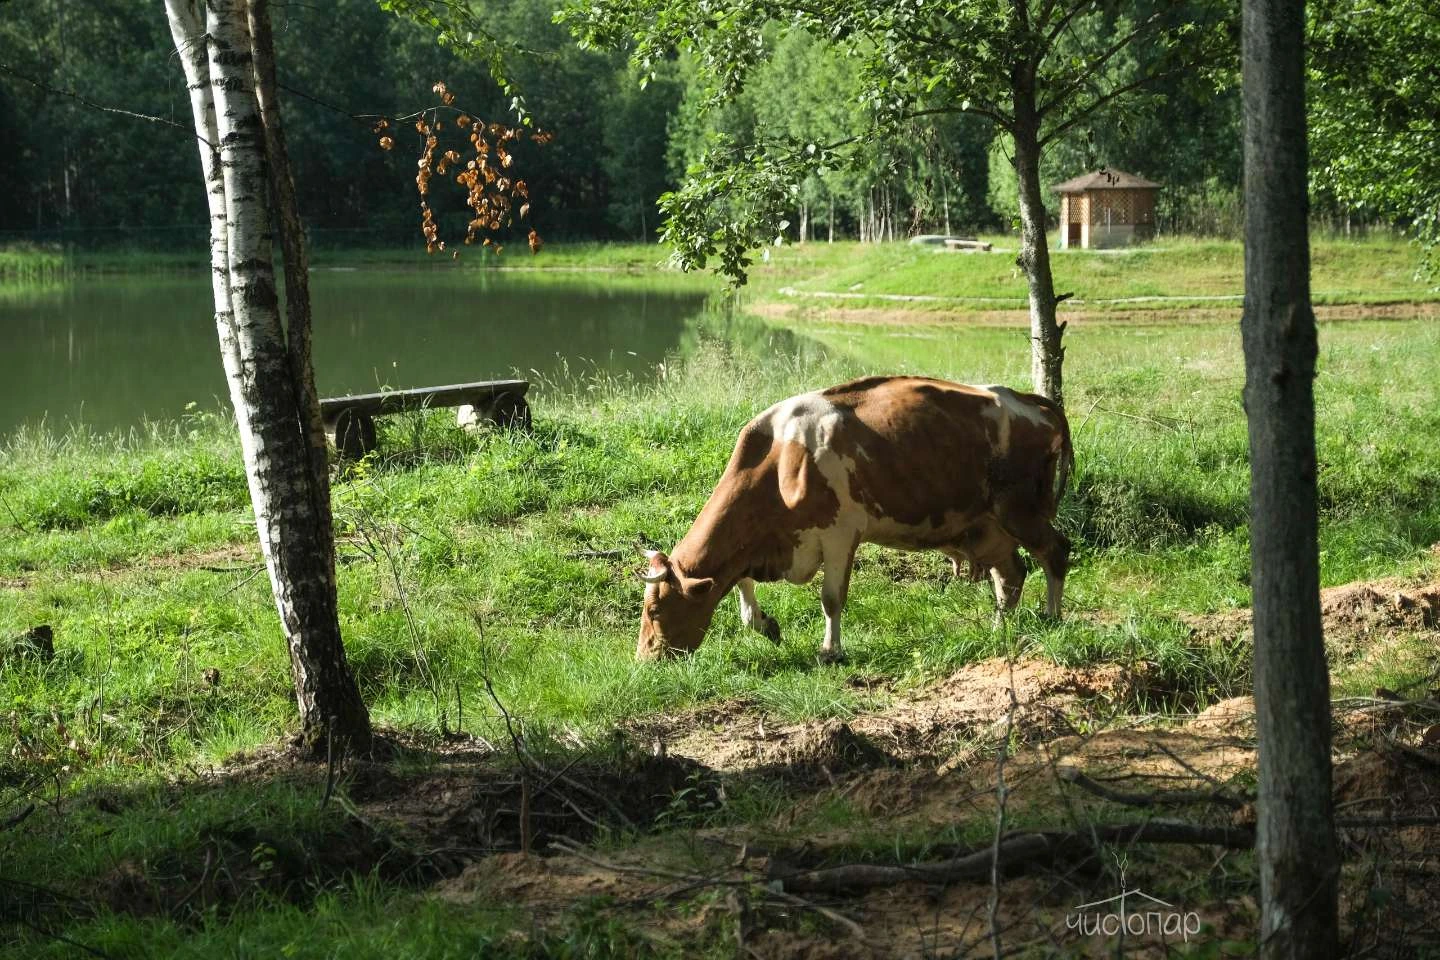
[[2, 0, 1433, 267], [0, 0, 676, 245], [562, 0, 1234, 278], [1309, 0, 1440, 278]]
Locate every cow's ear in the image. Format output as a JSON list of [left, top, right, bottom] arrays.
[[680, 575, 716, 598]]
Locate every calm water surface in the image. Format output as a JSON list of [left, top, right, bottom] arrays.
[[0, 269, 708, 437]]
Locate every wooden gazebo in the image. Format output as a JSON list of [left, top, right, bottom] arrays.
[[1053, 169, 1161, 249]]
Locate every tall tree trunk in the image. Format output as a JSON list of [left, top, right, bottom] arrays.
[[1011, 77, 1065, 406], [1242, 0, 1338, 954], [166, 0, 370, 754], [942, 173, 951, 237]]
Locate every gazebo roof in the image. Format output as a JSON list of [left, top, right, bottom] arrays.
[[1052, 169, 1161, 193]]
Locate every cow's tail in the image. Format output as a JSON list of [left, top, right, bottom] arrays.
[[1053, 420, 1074, 516], [1031, 394, 1074, 517]]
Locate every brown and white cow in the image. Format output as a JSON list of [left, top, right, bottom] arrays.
[[636, 376, 1073, 662]]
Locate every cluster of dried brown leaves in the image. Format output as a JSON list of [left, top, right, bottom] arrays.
[[374, 81, 547, 258]]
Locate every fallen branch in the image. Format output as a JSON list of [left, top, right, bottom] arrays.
[[776, 820, 1255, 894], [1057, 765, 1247, 810], [549, 839, 871, 945], [1, 804, 35, 831]]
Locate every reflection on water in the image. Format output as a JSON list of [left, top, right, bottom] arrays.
[[0, 269, 710, 436]]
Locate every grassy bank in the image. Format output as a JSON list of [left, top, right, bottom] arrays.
[[61, 241, 695, 277], [0, 243, 66, 282], [29, 233, 1440, 310], [744, 234, 1438, 309], [4, 242, 1440, 956]]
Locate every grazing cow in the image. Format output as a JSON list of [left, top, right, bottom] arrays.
[[636, 376, 1073, 662]]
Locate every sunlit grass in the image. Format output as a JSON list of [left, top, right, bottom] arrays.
[[4, 242, 1440, 957], [746, 234, 1437, 306]]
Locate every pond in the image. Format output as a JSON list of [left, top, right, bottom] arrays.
[[0, 269, 711, 438]]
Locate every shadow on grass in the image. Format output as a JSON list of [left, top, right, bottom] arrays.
[[1, 731, 723, 954]]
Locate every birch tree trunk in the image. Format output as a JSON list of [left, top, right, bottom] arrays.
[[165, 0, 370, 754], [1011, 74, 1065, 407], [1241, 0, 1338, 953]]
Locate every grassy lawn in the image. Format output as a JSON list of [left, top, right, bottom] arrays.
[[3, 238, 1439, 956], [745, 234, 1438, 308]]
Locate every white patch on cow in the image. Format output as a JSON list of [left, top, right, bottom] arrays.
[[976, 386, 1011, 455], [755, 392, 867, 524], [751, 394, 869, 621], [784, 528, 825, 583], [987, 385, 1049, 426]]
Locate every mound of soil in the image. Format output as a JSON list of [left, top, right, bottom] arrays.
[[634, 658, 1138, 780], [1187, 576, 1440, 647], [859, 657, 1136, 756], [1321, 579, 1440, 635]]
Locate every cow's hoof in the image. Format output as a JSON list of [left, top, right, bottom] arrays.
[[761, 618, 782, 643], [816, 647, 846, 666]]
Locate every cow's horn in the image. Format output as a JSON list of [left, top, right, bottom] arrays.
[[639, 549, 669, 583]]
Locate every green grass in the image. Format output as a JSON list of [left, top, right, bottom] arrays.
[[0, 243, 66, 282], [59, 241, 718, 280], [4, 239, 1439, 956], [742, 234, 1438, 308], [4, 317, 1437, 776]]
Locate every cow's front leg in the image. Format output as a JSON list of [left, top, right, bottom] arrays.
[[990, 549, 1027, 627], [737, 577, 781, 642], [818, 534, 860, 664]]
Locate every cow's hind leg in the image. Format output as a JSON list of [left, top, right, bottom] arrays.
[[818, 533, 860, 664], [737, 577, 781, 642], [995, 507, 1071, 619]]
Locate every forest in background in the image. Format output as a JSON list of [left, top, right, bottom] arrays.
[[0, 0, 1431, 259], [1, 0, 1253, 248]]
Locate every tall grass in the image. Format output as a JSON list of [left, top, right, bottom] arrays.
[[0, 243, 66, 282], [5, 311, 1438, 790]]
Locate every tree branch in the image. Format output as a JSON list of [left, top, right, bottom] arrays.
[[777, 820, 1256, 894], [0, 60, 208, 145], [1036, 8, 1167, 118], [1057, 765, 1249, 809], [1040, 59, 1198, 146]]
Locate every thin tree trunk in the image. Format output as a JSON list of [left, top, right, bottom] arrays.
[[827, 196, 834, 243], [245, 0, 371, 750], [168, 0, 370, 753], [1241, 0, 1338, 954], [942, 172, 951, 236], [1011, 81, 1065, 406]]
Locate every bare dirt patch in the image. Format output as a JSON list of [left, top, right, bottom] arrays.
[[627, 658, 1138, 780], [1184, 575, 1440, 649]]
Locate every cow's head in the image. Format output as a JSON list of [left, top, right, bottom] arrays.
[[636, 549, 720, 660]]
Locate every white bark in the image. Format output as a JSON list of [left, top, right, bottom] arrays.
[[166, 0, 369, 750]]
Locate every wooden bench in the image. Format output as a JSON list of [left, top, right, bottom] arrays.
[[320, 379, 531, 459], [943, 237, 993, 251]]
